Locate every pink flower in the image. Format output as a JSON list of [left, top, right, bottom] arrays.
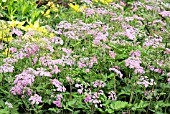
[[78, 89, 83, 94], [50, 79, 66, 92], [85, 69, 90, 73], [56, 94, 63, 100], [120, 1, 126, 6], [53, 100, 62, 108], [3, 58, 18, 64], [85, 8, 95, 18], [109, 51, 116, 58], [5, 102, 13, 108], [81, 0, 92, 4], [0, 64, 14, 73], [89, 56, 98, 68], [159, 11, 170, 17], [50, 37, 63, 45], [164, 48, 170, 54], [109, 67, 123, 78], [66, 76, 73, 83], [108, 91, 117, 100], [9, 47, 17, 53], [152, 20, 166, 26], [78, 62, 87, 68], [167, 73, 170, 77], [168, 78, 170, 83], [84, 94, 92, 103], [62, 48, 73, 56], [36, 67, 52, 77], [125, 27, 136, 41], [11, 28, 23, 36], [137, 76, 156, 88], [92, 80, 106, 88], [130, 50, 140, 57], [32, 58, 38, 66], [29, 94, 42, 105], [49, 65, 61, 75], [134, 67, 145, 74], [46, 45, 54, 53]]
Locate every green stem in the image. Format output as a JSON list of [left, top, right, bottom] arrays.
[[114, 75, 116, 93]]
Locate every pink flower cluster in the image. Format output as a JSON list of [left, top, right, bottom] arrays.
[[53, 94, 63, 108], [164, 48, 170, 54], [136, 76, 156, 88], [78, 56, 98, 68], [10, 68, 36, 96], [75, 83, 84, 94], [109, 67, 123, 78], [167, 73, 170, 83], [125, 50, 144, 74], [148, 66, 164, 74], [11, 28, 23, 36], [50, 36, 63, 45], [0, 63, 14, 73], [143, 36, 162, 48], [5, 101, 13, 108], [3, 58, 18, 64], [93, 32, 108, 45], [24, 44, 39, 58], [92, 80, 106, 88], [125, 26, 136, 42], [36, 67, 52, 77], [50, 79, 66, 92], [159, 11, 170, 17], [29, 94, 42, 105], [108, 91, 117, 100], [84, 90, 104, 108], [109, 51, 117, 59]]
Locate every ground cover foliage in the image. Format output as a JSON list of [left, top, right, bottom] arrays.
[[0, 0, 170, 114]]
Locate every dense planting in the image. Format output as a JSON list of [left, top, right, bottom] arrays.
[[0, 0, 170, 113]]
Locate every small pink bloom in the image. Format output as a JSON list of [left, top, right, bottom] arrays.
[[29, 94, 42, 105], [109, 51, 116, 58], [159, 11, 170, 17], [120, 1, 126, 6], [167, 73, 170, 77], [53, 100, 62, 108], [85, 69, 90, 73]]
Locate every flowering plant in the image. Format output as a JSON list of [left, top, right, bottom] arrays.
[[0, 0, 170, 113]]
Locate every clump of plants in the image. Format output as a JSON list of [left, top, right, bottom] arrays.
[[0, 0, 170, 114]]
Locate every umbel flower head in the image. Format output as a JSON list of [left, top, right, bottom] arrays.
[[29, 94, 42, 105]]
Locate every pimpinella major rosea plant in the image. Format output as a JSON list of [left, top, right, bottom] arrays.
[[0, 0, 170, 114]]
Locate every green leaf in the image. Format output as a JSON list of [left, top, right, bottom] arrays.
[[67, 99, 77, 107], [73, 110, 80, 114], [0, 100, 5, 107], [0, 73, 3, 82], [110, 101, 129, 110], [48, 108, 57, 113], [0, 88, 9, 95], [0, 109, 9, 114], [106, 109, 114, 113], [97, 108, 105, 113], [132, 100, 149, 111]]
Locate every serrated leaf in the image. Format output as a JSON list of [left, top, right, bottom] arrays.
[[111, 101, 129, 110], [0, 109, 9, 114], [106, 109, 114, 113], [73, 110, 80, 114], [0, 100, 5, 107], [67, 99, 77, 107], [132, 100, 149, 110]]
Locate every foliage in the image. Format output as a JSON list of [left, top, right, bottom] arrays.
[[0, 0, 170, 114]]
